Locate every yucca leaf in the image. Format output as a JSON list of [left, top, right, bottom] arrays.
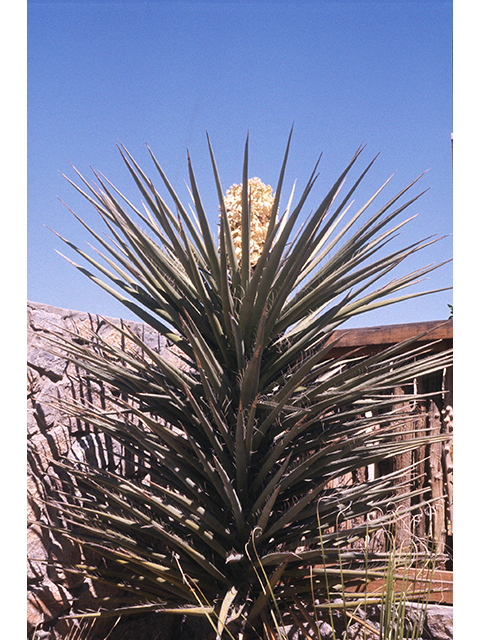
[[237, 127, 294, 333], [245, 556, 292, 628], [206, 132, 241, 297], [246, 160, 321, 339], [187, 151, 222, 284], [54, 250, 184, 342], [235, 401, 249, 501], [176, 215, 230, 361], [241, 133, 251, 291], [239, 306, 267, 409], [52, 467, 229, 585], [146, 144, 213, 265], [180, 428, 236, 515], [149, 480, 234, 542], [180, 314, 224, 396], [182, 383, 235, 478], [252, 335, 344, 452], [260, 155, 363, 342], [192, 369, 235, 455], [212, 454, 248, 542], [255, 486, 281, 534], [216, 585, 240, 639], [243, 394, 260, 466], [218, 213, 238, 351], [248, 454, 292, 525]]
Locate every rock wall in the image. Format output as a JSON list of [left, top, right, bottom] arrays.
[[27, 301, 453, 640], [27, 301, 195, 640]]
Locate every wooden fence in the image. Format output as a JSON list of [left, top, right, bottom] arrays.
[[326, 320, 453, 569]]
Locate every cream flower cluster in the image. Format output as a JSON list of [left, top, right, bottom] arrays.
[[223, 177, 276, 267]]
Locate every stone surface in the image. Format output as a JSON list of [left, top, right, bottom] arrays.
[[405, 602, 454, 640], [27, 580, 72, 633], [424, 605, 454, 640], [27, 301, 171, 640]]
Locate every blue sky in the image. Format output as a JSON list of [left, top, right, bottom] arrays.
[[27, 0, 453, 327]]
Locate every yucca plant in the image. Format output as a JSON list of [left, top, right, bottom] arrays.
[[43, 130, 452, 639]]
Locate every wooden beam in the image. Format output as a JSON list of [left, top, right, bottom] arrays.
[[331, 320, 452, 348], [325, 320, 452, 358], [345, 568, 453, 605]]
